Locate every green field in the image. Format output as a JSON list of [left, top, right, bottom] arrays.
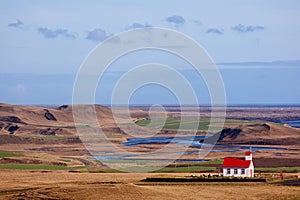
[[76, 160, 217, 173], [60, 125, 91, 129], [200, 159, 223, 165], [0, 150, 20, 158], [97, 165, 299, 173], [134, 117, 261, 131], [155, 166, 216, 173], [256, 167, 300, 173], [101, 166, 217, 173], [135, 118, 225, 131], [0, 164, 71, 170], [75, 169, 123, 173]]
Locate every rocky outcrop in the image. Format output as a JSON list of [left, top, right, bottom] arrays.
[[40, 128, 61, 135], [0, 122, 4, 130], [44, 109, 57, 121], [58, 105, 68, 110], [7, 125, 19, 134], [0, 116, 25, 124]]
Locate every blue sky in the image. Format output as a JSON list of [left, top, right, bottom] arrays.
[[1, 0, 300, 105]]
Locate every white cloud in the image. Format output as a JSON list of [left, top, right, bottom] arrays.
[[86, 28, 112, 42]]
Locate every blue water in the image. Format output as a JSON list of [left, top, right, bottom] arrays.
[[94, 143, 285, 163], [224, 145, 284, 151], [269, 119, 300, 128], [123, 136, 285, 151], [93, 135, 286, 163], [93, 156, 209, 163], [123, 135, 206, 146]]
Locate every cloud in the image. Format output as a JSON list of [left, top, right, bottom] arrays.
[[206, 28, 224, 35], [7, 19, 24, 29], [193, 20, 202, 26], [166, 15, 185, 26], [232, 24, 265, 33], [8, 20, 77, 40], [125, 22, 151, 30], [86, 28, 112, 42], [37, 27, 76, 39]]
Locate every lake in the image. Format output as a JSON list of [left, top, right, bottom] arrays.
[[269, 119, 300, 128], [93, 135, 285, 162], [123, 136, 285, 152]]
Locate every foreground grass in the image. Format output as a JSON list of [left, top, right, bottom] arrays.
[[0, 150, 20, 158]]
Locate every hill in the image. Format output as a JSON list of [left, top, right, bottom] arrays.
[[201, 123, 300, 145], [0, 103, 121, 142], [1, 103, 300, 146]]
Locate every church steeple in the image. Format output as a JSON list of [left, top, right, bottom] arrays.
[[245, 151, 252, 160]]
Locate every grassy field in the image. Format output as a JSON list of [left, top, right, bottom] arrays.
[[135, 118, 223, 130], [0, 163, 71, 170], [77, 160, 217, 173], [96, 165, 216, 173], [60, 125, 91, 129], [200, 159, 223, 165], [25, 135, 77, 140], [156, 163, 300, 173], [256, 167, 300, 173], [134, 117, 257, 131], [0, 150, 20, 158], [155, 166, 216, 173], [0, 171, 299, 200]]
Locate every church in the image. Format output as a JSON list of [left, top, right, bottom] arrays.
[[222, 151, 254, 177]]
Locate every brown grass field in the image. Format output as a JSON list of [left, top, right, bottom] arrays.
[[0, 170, 299, 200]]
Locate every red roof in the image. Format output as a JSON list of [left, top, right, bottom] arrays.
[[245, 151, 252, 156], [222, 157, 251, 168]]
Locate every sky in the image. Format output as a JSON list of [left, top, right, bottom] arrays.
[[0, 0, 300, 105]]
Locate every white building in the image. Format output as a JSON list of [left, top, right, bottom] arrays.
[[222, 151, 254, 177]]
